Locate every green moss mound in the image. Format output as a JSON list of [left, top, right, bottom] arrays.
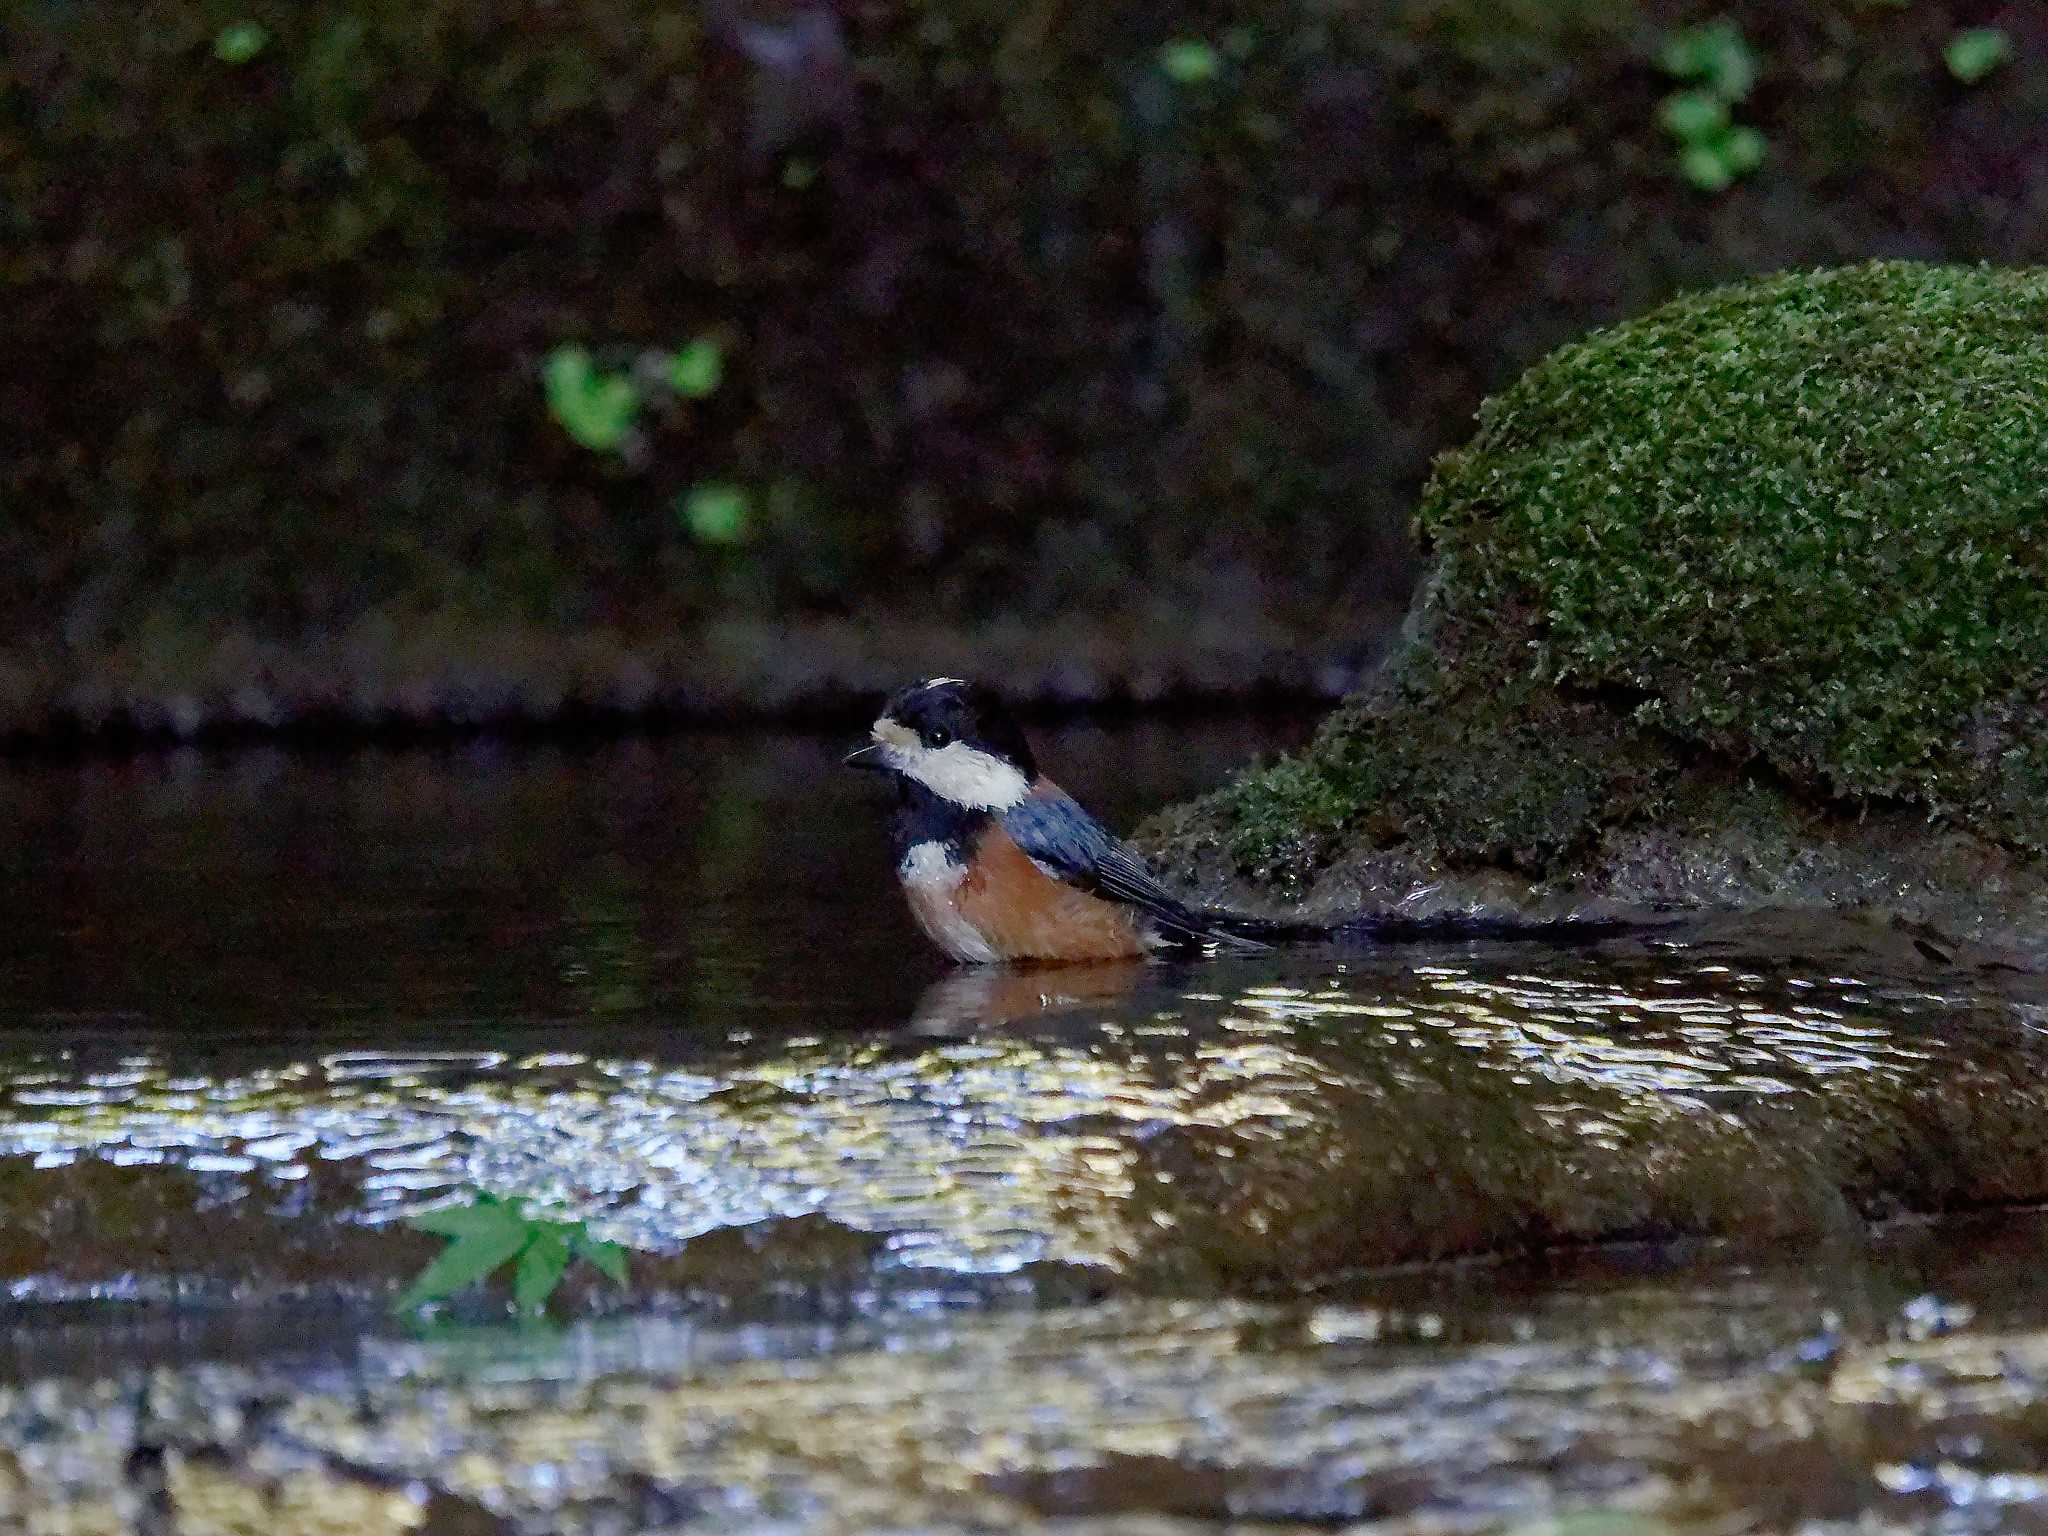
[[1426, 260, 2048, 832], [1179, 262, 2048, 888]]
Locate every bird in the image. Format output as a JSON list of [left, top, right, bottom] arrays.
[[846, 677, 1666, 967], [843, 677, 1298, 964]]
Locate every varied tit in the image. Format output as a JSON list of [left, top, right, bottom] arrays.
[[844, 678, 1277, 965]]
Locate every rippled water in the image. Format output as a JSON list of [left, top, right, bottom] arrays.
[[1, 726, 2046, 1533], [0, 953, 2022, 1278]]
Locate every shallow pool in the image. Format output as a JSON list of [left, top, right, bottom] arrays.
[[1, 724, 2045, 1533]]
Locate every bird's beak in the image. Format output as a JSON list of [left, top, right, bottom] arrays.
[[843, 742, 889, 772]]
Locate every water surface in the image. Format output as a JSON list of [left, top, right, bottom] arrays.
[[1, 724, 2046, 1533]]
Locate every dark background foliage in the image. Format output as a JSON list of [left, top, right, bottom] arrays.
[[2, 0, 2043, 717]]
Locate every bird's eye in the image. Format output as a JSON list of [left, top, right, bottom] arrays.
[[927, 726, 953, 749]]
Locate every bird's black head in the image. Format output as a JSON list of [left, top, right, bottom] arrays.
[[878, 678, 1037, 775], [844, 677, 1037, 810]]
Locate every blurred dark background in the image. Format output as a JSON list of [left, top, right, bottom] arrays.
[[2, 1, 2043, 731]]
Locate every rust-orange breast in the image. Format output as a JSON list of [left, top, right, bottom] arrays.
[[951, 823, 1147, 963]]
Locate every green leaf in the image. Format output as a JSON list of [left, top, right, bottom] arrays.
[[406, 1199, 527, 1243], [543, 346, 595, 406], [513, 1229, 573, 1313], [1659, 21, 1757, 101], [1658, 28, 1708, 77], [1680, 143, 1736, 193], [1721, 125, 1767, 175], [678, 483, 752, 544], [393, 1222, 531, 1312], [213, 21, 270, 64], [1158, 39, 1222, 85], [1658, 90, 1730, 143], [1946, 28, 2012, 85], [575, 1235, 630, 1287], [542, 346, 639, 452], [668, 337, 724, 399]]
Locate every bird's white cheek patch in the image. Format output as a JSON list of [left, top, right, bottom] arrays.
[[905, 742, 1030, 812], [897, 840, 999, 964], [868, 714, 1030, 811]]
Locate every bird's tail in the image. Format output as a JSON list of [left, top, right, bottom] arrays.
[[1183, 906, 1661, 951]]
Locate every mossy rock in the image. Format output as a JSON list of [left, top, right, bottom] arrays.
[[1149, 262, 2048, 928], [1428, 261, 2048, 832]]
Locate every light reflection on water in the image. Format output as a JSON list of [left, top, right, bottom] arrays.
[[12, 1267, 2048, 1533], [0, 950, 2034, 1278], [1, 732, 2047, 1530]]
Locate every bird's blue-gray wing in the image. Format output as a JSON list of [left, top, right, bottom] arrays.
[[1000, 788, 1248, 946]]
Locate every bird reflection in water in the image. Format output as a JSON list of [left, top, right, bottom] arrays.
[[910, 960, 1152, 1035]]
